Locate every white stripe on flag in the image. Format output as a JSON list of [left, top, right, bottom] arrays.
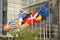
[[9, 21, 15, 24], [10, 23, 16, 27]]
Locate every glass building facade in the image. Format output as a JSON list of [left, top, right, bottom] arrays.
[[0, 0, 3, 35], [0, 0, 7, 35]]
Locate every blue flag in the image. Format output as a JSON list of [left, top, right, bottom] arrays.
[[38, 2, 49, 17], [18, 13, 27, 19], [9, 19, 16, 28]]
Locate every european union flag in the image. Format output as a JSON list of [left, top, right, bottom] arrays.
[[38, 2, 49, 17]]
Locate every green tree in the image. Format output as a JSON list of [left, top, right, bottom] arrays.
[[9, 27, 40, 40]]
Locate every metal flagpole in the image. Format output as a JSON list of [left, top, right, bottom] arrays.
[[40, 21, 42, 40], [49, 2, 51, 40], [46, 4, 49, 40], [42, 20, 45, 40], [46, 17, 48, 40]]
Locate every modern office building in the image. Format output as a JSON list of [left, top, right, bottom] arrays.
[[0, 0, 7, 35], [0, 0, 3, 35], [0, 0, 59, 40]]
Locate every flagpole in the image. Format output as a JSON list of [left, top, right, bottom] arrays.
[[46, 17, 48, 40], [43, 20, 46, 40], [49, 1, 51, 39], [40, 21, 42, 40]]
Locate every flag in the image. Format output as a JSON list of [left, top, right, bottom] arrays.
[[2, 23, 7, 30], [15, 19, 20, 28], [2, 23, 12, 30], [18, 13, 28, 26], [9, 19, 16, 29], [4, 24, 12, 30], [36, 15, 42, 22], [23, 3, 49, 25], [24, 11, 43, 25], [38, 2, 49, 17], [24, 11, 37, 25], [21, 21, 29, 29], [18, 13, 27, 19], [19, 18, 23, 25]]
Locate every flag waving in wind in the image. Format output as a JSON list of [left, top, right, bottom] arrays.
[[38, 2, 49, 17], [9, 19, 16, 29], [24, 11, 42, 25], [4, 2, 49, 31], [24, 2, 49, 25], [24, 12, 36, 25]]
